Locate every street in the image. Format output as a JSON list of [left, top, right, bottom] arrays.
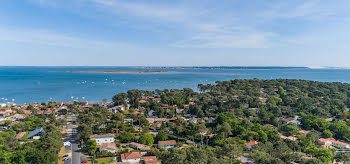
[[63, 115, 82, 164]]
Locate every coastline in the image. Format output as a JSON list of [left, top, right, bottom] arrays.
[[63, 70, 167, 74]]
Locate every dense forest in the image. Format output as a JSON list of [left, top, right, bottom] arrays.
[[0, 115, 63, 164], [75, 79, 350, 164]]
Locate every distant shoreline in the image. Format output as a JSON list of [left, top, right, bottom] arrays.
[[63, 70, 167, 74]]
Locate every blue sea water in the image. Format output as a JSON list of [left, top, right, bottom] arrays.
[[1, 66, 350, 104]]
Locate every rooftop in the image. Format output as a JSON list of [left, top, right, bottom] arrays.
[[158, 140, 176, 146], [121, 152, 141, 160], [90, 134, 115, 138]]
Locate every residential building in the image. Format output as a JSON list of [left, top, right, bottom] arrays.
[[246, 141, 258, 150], [130, 142, 151, 151], [318, 138, 350, 149], [158, 140, 176, 149], [120, 152, 141, 163], [99, 143, 118, 153], [283, 118, 301, 126], [26, 127, 44, 139], [90, 134, 115, 146]]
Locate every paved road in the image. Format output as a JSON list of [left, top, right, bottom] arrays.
[[64, 115, 80, 164]]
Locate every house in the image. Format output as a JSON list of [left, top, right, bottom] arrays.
[[259, 97, 267, 103], [183, 104, 190, 109], [298, 130, 310, 135], [207, 117, 215, 123], [283, 118, 301, 126], [168, 117, 177, 122], [26, 127, 44, 139], [117, 104, 130, 111], [151, 98, 161, 102], [130, 142, 151, 151], [158, 140, 176, 149], [143, 156, 157, 161], [280, 135, 297, 141], [176, 108, 184, 114], [146, 118, 155, 124], [243, 104, 249, 109], [154, 118, 166, 123], [318, 138, 350, 149], [120, 152, 141, 163], [148, 110, 154, 117], [0, 110, 10, 117], [15, 132, 26, 139], [144, 160, 158, 164], [90, 134, 115, 146], [0, 103, 6, 108], [246, 141, 258, 150], [99, 143, 118, 153]]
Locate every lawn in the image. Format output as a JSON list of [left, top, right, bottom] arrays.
[[88, 157, 116, 164]]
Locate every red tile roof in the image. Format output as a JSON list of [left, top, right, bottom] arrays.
[[120, 152, 141, 160], [246, 141, 259, 147], [145, 160, 158, 164], [158, 140, 176, 146], [143, 156, 157, 160]]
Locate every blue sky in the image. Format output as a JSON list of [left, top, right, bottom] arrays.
[[1, 0, 350, 66]]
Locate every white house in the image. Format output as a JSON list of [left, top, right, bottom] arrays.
[[120, 152, 141, 163], [158, 140, 176, 149], [319, 138, 350, 149], [99, 143, 118, 153], [0, 103, 7, 108], [246, 141, 259, 150], [90, 134, 115, 146], [283, 118, 301, 126]]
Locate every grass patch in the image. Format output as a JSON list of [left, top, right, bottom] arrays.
[[90, 157, 115, 164]]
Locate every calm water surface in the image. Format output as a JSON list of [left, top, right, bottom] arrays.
[[1, 66, 350, 104]]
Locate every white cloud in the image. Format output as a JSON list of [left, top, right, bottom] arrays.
[[0, 27, 129, 49], [25, 0, 350, 49], [88, 0, 273, 48]]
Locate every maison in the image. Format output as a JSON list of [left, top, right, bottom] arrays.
[[207, 117, 215, 123], [168, 117, 177, 122], [117, 104, 130, 111], [188, 117, 198, 123], [129, 142, 151, 151], [26, 127, 44, 139], [151, 98, 161, 102], [283, 118, 301, 126], [154, 118, 166, 123], [0, 110, 10, 117], [298, 130, 310, 135], [146, 118, 155, 124], [246, 141, 259, 150], [243, 104, 249, 109], [176, 108, 184, 114], [0, 103, 7, 108], [148, 110, 154, 117], [161, 104, 168, 109], [143, 156, 157, 161], [120, 152, 141, 163], [183, 104, 190, 109], [158, 140, 176, 149], [15, 132, 26, 139], [318, 138, 350, 149], [259, 97, 267, 103], [99, 143, 118, 153], [280, 135, 297, 141], [90, 134, 115, 146]]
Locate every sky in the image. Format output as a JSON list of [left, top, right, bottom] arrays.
[[1, 0, 350, 67]]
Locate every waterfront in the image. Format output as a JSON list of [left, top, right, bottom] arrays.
[[1, 66, 350, 104]]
